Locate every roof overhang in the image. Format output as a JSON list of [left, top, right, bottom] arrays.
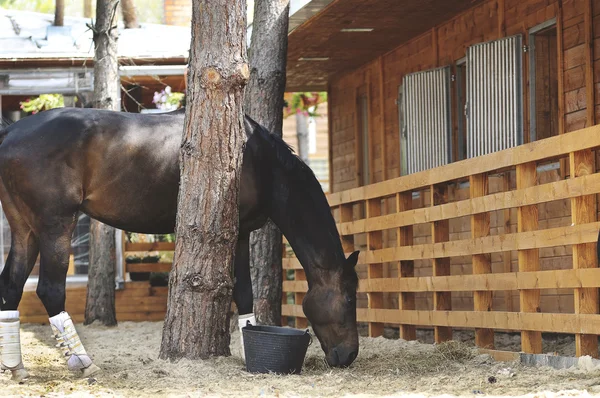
[[285, 0, 486, 92]]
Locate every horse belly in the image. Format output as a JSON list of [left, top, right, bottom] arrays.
[[81, 178, 178, 234]]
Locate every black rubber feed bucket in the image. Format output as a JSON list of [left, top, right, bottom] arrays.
[[242, 324, 311, 375]]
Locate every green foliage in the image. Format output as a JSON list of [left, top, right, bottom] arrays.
[[0, 0, 55, 14], [1, 0, 164, 24], [20, 94, 65, 114]]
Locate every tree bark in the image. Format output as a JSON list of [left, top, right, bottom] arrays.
[[54, 0, 64, 26], [121, 0, 139, 29], [244, 0, 290, 326], [159, 0, 248, 360], [296, 112, 310, 163], [85, 0, 119, 327]]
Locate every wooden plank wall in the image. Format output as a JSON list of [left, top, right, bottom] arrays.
[[327, 0, 599, 315], [284, 124, 600, 357], [19, 282, 167, 324]]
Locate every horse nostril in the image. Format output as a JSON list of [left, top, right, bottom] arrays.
[[347, 350, 357, 365]]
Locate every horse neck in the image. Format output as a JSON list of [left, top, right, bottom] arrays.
[[267, 167, 346, 284]]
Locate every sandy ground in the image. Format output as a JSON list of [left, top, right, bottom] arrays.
[[3, 322, 600, 397]]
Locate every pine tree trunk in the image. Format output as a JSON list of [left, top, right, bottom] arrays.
[[159, 0, 248, 360], [85, 0, 119, 327], [54, 0, 64, 26], [121, 0, 139, 29], [244, 0, 290, 326]]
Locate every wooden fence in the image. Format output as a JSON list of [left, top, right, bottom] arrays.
[[282, 124, 600, 358]]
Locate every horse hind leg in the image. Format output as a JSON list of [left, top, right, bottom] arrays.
[[36, 215, 100, 378], [0, 221, 39, 382]]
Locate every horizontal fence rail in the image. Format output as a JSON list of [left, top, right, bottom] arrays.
[[282, 124, 600, 358]]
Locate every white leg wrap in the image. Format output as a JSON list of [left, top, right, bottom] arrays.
[[238, 313, 256, 361], [49, 312, 93, 372], [0, 310, 24, 370]]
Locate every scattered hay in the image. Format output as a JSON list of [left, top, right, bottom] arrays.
[[3, 322, 600, 398]]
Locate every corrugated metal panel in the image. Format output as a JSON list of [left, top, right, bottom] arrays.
[[401, 66, 452, 175], [466, 35, 523, 158]]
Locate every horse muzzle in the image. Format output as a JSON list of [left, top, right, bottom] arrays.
[[326, 344, 358, 367]]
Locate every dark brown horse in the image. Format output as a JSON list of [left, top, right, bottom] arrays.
[[0, 107, 359, 380]]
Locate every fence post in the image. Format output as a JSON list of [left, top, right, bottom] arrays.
[[516, 161, 541, 353], [469, 173, 494, 349], [430, 183, 452, 343], [366, 198, 384, 337], [397, 191, 416, 340], [570, 149, 598, 357]]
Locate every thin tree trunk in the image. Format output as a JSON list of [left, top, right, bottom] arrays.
[[296, 112, 309, 163], [85, 0, 119, 327], [84, 0, 93, 18], [159, 0, 248, 360], [121, 0, 139, 29], [244, 0, 290, 326], [54, 0, 64, 26]]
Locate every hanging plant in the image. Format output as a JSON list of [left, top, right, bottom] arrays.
[[20, 94, 65, 114], [152, 86, 185, 111], [283, 92, 327, 118]]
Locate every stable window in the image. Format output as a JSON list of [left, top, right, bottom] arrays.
[[529, 19, 558, 141], [399, 66, 452, 175], [466, 35, 524, 158]]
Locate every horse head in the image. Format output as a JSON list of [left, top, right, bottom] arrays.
[[302, 250, 360, 367]]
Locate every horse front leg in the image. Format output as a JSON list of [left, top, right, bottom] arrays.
[[232, 234, 255, 359]]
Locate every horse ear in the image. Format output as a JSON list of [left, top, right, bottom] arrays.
[[243, 115, 260, 139], [346, 251, 360, 268]]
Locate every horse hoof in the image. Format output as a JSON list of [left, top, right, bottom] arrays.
[[81, 363, 101, 378], [10, 368, 29, 382]]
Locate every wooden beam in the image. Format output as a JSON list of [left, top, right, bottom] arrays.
[[360, 221, 600, 264], [570, 149, 598, 357], [338, 172, 600, 235], [557, 1, 566, 177], [497, 0, 505, 37], [470, 173, 494, 349], [366, 77, 375, 185], [327, 84, 334, 193], [125, 242, 175, 252], [378, 56, 386, 182], [516, 162, 542, 354], [327, 123, 600, 206], [283, 267, 600, 293], [585, 0, 595, 127], [396, 191, 416, 340], [502, 173, 513, 312], [294, 269, 308, 328], [281, 305, 600, 336], [430, 184, 451, 343], [353, 87, 362, 186], [432, 27, 439, 66], [126, 262, 172, 273], [366, 198, 384, 337]]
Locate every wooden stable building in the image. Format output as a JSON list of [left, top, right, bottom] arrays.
[[281, 0, 600, 359]]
